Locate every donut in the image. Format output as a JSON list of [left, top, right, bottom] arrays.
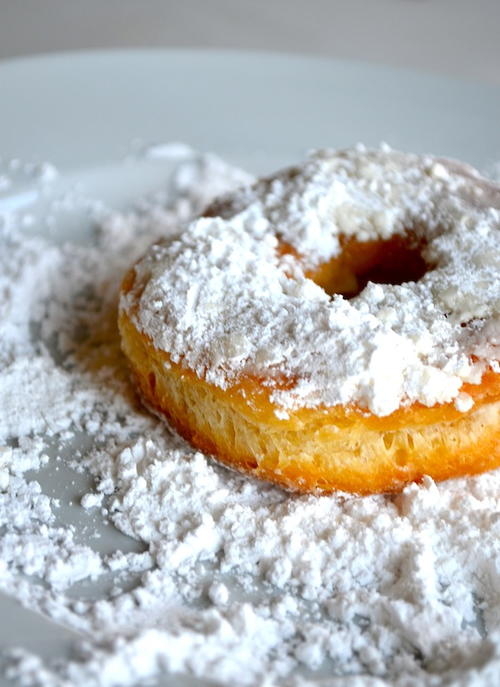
[[118, 145, 500, 494]]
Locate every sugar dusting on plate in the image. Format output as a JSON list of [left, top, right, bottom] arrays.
[[1, 149, 500, 687]]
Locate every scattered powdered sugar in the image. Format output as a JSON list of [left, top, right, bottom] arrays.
[[1, 147, 500, 687], [125, 145, 500, 416], [144, 141, 196, 160]]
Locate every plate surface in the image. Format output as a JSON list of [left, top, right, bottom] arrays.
[[1, 48, 500, 172], [0, 49, 499, 687]]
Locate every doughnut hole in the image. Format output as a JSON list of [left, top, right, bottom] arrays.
[[205, 197, 429, 299], [305, 234, 429, 298]]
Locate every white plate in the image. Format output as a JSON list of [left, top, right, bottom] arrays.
[[0, 49, 499, 687]]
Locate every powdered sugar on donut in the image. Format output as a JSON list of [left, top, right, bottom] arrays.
[[124, 146, 500, 416]]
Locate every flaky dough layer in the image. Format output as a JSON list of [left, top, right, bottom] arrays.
[[119, 308, 500, 494]]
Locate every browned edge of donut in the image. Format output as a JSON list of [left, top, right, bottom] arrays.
[[118, 307, 500, 495]]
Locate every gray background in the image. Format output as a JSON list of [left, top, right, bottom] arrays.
[[1, 0, 500, 85]]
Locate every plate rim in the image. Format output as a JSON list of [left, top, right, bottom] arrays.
[[0, 45, 499, 96]]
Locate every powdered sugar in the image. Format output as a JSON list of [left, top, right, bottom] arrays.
[[1, 148, 500, 687], [124, 146, 500, 416]]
